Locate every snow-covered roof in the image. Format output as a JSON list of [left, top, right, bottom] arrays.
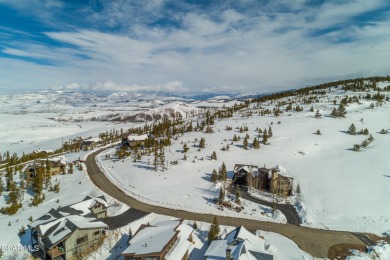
[[122, 220, 187, 257], [85, 137, 101, 143], [127, 134, 148, 141], [34, 214, 107, 248], [29, 196, 108, 248], [69, 196, 108, 216], [165, 223, 193, 260], [204, 240, 229, 259], [225, 226, 267, 254], [205, 226, 272, 260]]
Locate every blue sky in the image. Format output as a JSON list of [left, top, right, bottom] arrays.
[[1, 0, 390, 94]]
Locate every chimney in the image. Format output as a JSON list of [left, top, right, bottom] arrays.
[[226, 248, 231, 260]]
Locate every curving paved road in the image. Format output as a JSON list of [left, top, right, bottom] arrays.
[[232, 185, 301, 225], [86, 149, 370, 258]]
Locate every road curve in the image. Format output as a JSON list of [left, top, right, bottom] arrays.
[[86, 149, 367, 258]]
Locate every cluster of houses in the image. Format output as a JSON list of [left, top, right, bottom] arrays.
[[232, 164, 294, 198], [29, 195, 274, 260]]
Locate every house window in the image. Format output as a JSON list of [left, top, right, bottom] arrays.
[[76, 235, 88, 245], [93, 231, 100, 236]]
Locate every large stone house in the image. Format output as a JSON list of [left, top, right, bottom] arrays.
[[233, 164, 293, 198], [204, 226, 273, 260], [121, 219, 194, 260], [121, 134, 148, 148], [25, 157, 67, 176], [28, 196, 108, 260], [80, 137, 101, 151]]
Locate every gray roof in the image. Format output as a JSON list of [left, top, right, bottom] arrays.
[[29, 196, 108, 249]]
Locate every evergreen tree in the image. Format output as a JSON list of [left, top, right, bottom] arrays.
[[44, 172, 51, 189], [45, 159, 51, 174], [316, 129, 321, 135], [211, 169, 218, 183], [268, 127, 273, 138], [348, 123, 356, 135], [199, 137, 206, 148], [252, 138, 260, 149], [233, 134, 238, 142], [243, 137, 248, 150], [33, 168, 43, 194], [296, 184, 301, 195], [68, 163, 74, 174], [183, 143, 189, 153], [218, 187, 225, 203], [211, 151, 217, 160], [5, 167, 13, 191], [263, 130, 268, 145], [220, 162, 227, 181], [0, 177, 4, 195], [208, 216, 220, 242], [315, 110, 322, 118], [153, 146, 159, 171]]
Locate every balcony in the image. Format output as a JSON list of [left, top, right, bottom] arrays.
[[47, 245, 65, 259]]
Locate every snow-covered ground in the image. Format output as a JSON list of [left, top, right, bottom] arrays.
[[96, 88, 390, 234], [347, 243, 390, 259], [98, 148, 286, 223], [0, 86, 389, 258]]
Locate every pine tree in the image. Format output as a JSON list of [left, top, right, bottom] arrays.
[[45, 159, 51, 174], [263, 130, 268, 145], [0, 177, 4, 195], [68, 163, 74, 174], [316, 129, 321, 135], [348, 123, 356, 135], [268, 127, 273, 138], [243, 138, 248, 150], [44, 172, 51, 189], [296, 184, 301, 195], [315, 109, 321, 118], [252, 138, 260, 149], [33, 168, 43, 194], [211, 169, 218, 183], [208, 216, 220, 242], [5, 167, 13, 191], [233, 134, 238, 142], [220, 162, 227, 181], [183, 143, 189, 153], [218, 187, 225, 203], [199, 137, 206, 148], [211, 151, 217, 160]]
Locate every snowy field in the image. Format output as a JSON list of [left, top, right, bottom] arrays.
[[98, 148, 286, 223], [97, 88, 390, 234], [0, 86, 389, 259]]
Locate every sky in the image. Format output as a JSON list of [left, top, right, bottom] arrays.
[[0, 0, 390, 94]]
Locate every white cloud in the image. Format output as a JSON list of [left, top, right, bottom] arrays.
[[62, 81, 188, 93], [1, 0, 390, 93]]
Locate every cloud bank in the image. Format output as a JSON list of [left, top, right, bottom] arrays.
[[0, 0, 389, 94]]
